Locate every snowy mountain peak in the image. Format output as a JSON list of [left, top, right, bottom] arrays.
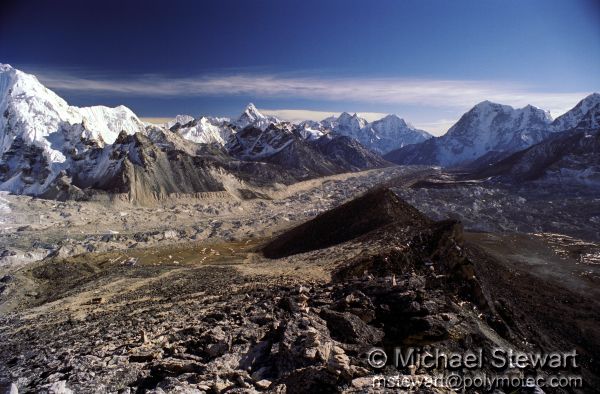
[[376, 114, 409, 128], [296, 120, 327, 140], [471, 100, 511, 113], [337, 112, 354, 121], [339, 111, 364, 122], [386, 100, 557, 167], [243, 103, 261, 117], [1, 63, 70, 113], [170, 115, 233, 145], [235, 103, 280, 131], [475, 99, 494, 107], [553, 93, 600, 131], [0, 64, 144, 147], [165, 114, 194, 129], [0, 63, 17, 82], [575, 102, 600, 130], [172, 103, 282, 147], [575, 93, 600, 108], [327, 112, 367, 131], [451, 101, 551, 134], [470, 101, 552, 123], [316, 112, 430, 154], [0, 64, 145, 194], [584, 92, 600, 102]]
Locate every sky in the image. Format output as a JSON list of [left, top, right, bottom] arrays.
[[1, 0, 599, 135]]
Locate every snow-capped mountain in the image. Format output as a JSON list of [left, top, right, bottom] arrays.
[[0, 63, 145, 194], [365, 114, 432, 152], [3, 63, 599, 200], [169, 104, 280, 147], [574, 102, 600, 130], [168, 105, 431, 155], [308, 112, 431, 154], [227, 123, 388, 177], [551, 93, 600, 131], [385, 101, 554, 167], [165, 114, 194, 129], [296, 120, 327, 140], [322, 112, 368, 139], [63, 126, 311, 203], [473, 103, 600, 186], [234, 103, 280, 131], [0, 64, 388, 200], [170, 116, 233, 145], [227, 123, 297, 160]]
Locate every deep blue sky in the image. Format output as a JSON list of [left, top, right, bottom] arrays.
[[1, 0, 599, 134]]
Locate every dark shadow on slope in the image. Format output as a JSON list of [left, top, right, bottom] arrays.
[[262, 188, 431, 258]]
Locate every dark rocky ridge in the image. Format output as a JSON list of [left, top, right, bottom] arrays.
[[228, 124, 389, 179], [468, 130, 600, 186], [310, 133, 391, 171], [262, 188, 428, 258], [0, 136, 52, 188]]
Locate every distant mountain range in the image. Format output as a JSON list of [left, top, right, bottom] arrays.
[[1, 63, 599, 200], [385, 94, 600, 168], [168, 104, 432, 154], [471, 103, 600, 186], [306, 111, 432, 154], [0, 64, 389, 201]]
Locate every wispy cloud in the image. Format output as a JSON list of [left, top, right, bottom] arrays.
[[33, 69, 589, 119]]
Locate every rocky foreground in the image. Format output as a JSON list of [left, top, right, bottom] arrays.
[[0, 188, 598, 393]]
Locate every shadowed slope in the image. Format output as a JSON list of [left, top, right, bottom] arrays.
[[262, 188, 430, 258], [471, 108, 600, 185]]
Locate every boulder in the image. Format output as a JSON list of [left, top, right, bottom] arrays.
[[319, 309, 384, 345]]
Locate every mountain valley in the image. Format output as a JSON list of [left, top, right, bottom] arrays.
[[0, 64, 599, 393]]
